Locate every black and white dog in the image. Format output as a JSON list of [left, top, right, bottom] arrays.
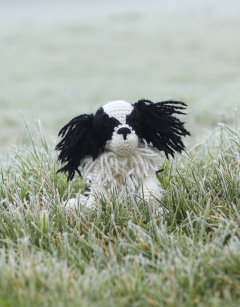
[[56, 99, 190, 209]]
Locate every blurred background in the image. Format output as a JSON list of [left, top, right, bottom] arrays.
[[1, 0, 240, 156]]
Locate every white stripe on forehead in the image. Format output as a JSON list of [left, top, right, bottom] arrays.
[[102, 100, 134, 124]]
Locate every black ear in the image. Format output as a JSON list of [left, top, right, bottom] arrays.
[[127, 99, 190, 158], [55, 114, 101, 181]]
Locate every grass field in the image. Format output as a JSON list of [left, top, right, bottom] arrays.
[[1, 1, 240, 306], [1, 116, 240, 307], [1, 0, 240, 153]]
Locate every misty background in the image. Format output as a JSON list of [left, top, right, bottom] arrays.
[[1, 0, 240, 155]]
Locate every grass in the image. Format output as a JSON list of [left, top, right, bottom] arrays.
[[0, 120, 240, 307]]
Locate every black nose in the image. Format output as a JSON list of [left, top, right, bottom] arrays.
[[117, 127, 131, 140]]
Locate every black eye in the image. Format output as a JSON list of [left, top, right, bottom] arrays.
[[126, 108, 144, 138], [93, 108, 120, 145]]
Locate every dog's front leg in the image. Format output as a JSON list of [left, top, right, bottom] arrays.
[[65, 161, 107, 210], [140, 170, 163, 209], [84, 160, 109, 208]]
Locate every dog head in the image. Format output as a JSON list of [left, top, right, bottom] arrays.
[[56, 99, 190, 180]]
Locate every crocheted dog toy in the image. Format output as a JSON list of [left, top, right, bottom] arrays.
[[56, 99, 190, 209]]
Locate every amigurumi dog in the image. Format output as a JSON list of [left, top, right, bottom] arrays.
[[56, 99, 190, 209]]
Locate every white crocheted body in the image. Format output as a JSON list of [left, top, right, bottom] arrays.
[[59, 99, 189, 211], [64, 100, 166, 210], [80, 144, 163, 208]]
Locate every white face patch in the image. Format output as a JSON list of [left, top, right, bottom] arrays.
[[105, 123, 138, 156], [102, 100, 134, 124]]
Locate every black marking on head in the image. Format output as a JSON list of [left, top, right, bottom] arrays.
[[56, 114, 99, 181], [56, 107, 120, 180], [93, 107, 120, 144], [126, 99, 190, 158]]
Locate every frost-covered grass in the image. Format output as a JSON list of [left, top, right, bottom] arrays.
[[0, 121, 240, 307]]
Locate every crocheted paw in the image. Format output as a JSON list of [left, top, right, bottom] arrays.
[[64, 194, 95, 210]]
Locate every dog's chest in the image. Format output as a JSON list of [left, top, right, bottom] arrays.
[[81, 148, 161, 192]]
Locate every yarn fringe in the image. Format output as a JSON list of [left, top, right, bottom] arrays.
[[81, 144, 162, 194]]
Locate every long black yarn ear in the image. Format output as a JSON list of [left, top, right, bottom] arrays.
[[127, 99, 190, 158], [56, 114, 101, 181]]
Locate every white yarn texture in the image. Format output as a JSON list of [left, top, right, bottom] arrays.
[[103, 100, 133, 124], [81, 143, 163, 207]]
